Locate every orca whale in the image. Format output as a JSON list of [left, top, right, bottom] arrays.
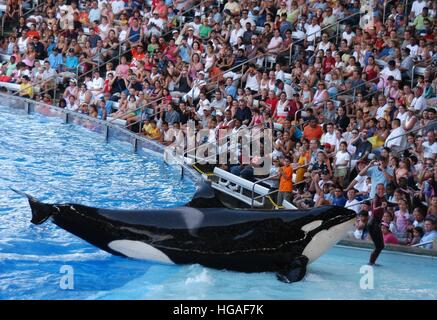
[[15, 182, 356, 283]]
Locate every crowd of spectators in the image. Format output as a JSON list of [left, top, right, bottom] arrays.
[[0, 0, 436, 249]]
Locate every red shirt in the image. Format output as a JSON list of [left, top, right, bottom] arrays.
[[303, 124, 323, 141], [27, 30, 40, 40], [322, 56, 336, 74], [131, 48, 145, 62], [288, 99, 302, 119], [265, 97, 278, 115], [371, 195, 386, 221]]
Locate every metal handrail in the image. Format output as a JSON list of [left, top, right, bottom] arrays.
[[382, 0, 396, 24], [74, 0, 204, 85], [251, 174, 279, 208], [204, 52, 273, 97], [113, 52, 272, 125], [384, 119, 437, 146], [160, 0, 203, 38], [288, 16, 344, 64], [410, 62, 429, 89], [334, 10, 364, 44], [128, 108, 163, 134], [108, 94, 167, 123], [293, 75, 382, 123], [12, 68, 60, 97], [2, 0, 41, 36], [186, 124, 257, 162], [411, 241, 434, 248]]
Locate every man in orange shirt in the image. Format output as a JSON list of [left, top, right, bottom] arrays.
[[303, 117, 323, 141], [131, 44, 146, 62], [277, 156, 293, 206]]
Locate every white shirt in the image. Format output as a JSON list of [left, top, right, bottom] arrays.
[[230, 28, 245, 47], [112, 0, 125, 15], [354, 174, 369, 193], [422, 141, 437, 159], [342, 31, 355, 46], [275, 70, 285, 82], [210, 98, 226, 112], [267, 36, 283, 51], [17, 37, 29, 54], [292, 29, 305, 40], [376, 103, 390, 119], [66, 101, 79, 111], [407, 44, 419, 57], [346, 199, 361, 214], [411, 0, 427, 17], [245, 73, 259, 91], [118, 29, 127, 42], [385, 126, 405, 148], [149, 17, 164, 36], [92, 77, 104, 90], [335, 150, 350, 167], [411, 96, 427, 111], [381, 66, 402, 81], [305, 24, 321, 42], [42, 68, 57, 80], [240, 17, 255, 30], [163, 128, 175, 143], [396, 111, 408, 124], [321, 131, 338, 147], [317, 41, 331, 53]]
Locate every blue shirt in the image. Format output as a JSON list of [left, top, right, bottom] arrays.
[[178, 45, 191, 64], [225, 85, 237, 99], [332, 196, 347, 207], [88, 8, 101, 23], [65, 55, 79, 69], [47, 43, 56, 56], [367, 166, 394, 198], [105, 101, 113, 114], [48, 53, 64, 70], [420, 230, 437, 249]]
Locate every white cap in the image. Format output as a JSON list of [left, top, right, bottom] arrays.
[[305, 45, 315, 51]]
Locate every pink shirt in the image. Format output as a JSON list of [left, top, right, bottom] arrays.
[[394, 210, 410, 234], [383, 232, 399, 245], [115, 64, 130, 78]]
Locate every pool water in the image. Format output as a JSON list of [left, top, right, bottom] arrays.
[[1, 105, 436, 300]]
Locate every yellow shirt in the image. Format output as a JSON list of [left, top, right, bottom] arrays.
[[20, 83, 33, 98], [143, 123, 152, 134], [148, 127, 161, 140]]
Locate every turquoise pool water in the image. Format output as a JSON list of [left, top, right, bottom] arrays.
[[0, 105, 436, 300]]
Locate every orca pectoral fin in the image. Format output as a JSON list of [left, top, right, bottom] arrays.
[[276, 255, 309, 283]]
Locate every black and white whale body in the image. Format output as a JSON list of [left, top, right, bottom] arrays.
[[16, 182, 356, 283]]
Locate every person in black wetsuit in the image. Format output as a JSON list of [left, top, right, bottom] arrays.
[[369, 183, 387, 265]]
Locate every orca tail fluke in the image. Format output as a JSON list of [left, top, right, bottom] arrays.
[[276, 255, 309, 283], [10, 188, 57, 225]]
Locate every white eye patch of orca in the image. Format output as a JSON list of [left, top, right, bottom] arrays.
[[303, 219, 355, 264], [301, 220, 323, 233], [108, 240, 174, 265]]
